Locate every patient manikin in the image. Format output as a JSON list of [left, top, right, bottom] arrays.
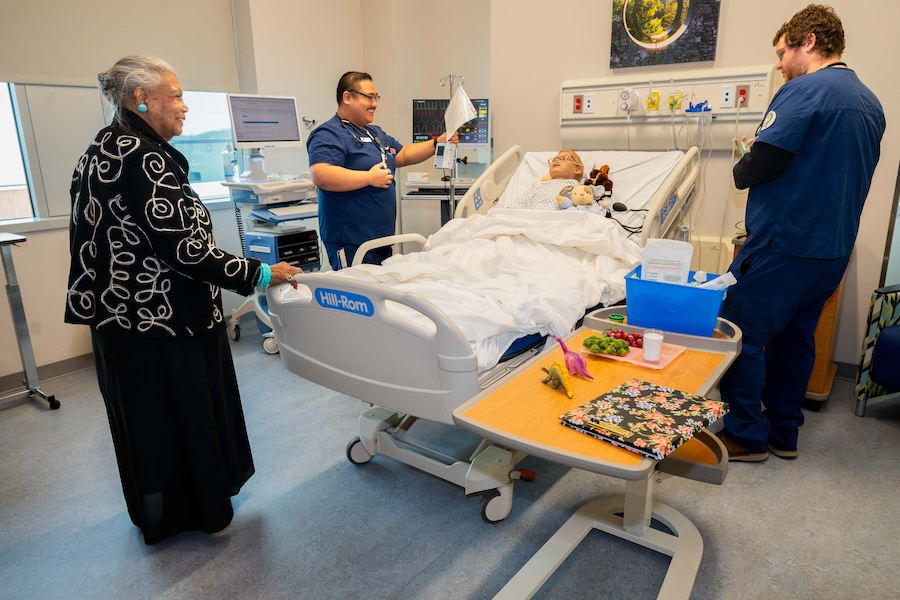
[[506, 149, 586, 211]]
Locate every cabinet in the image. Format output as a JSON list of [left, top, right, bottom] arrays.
[[245, 229, 320, 270], [732, 238, 846, 401], [805, 274, 846, 400]]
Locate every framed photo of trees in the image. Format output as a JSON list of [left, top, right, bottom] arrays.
[[610, 0, 721, 68]]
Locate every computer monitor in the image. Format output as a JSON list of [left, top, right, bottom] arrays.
[[412, 98, 489, 149], [227, 94, 303, 150]]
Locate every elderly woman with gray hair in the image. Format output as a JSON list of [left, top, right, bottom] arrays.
[[65, 55, 303, 544]]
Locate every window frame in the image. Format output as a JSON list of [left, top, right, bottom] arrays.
[[0, 84, 236, 236]]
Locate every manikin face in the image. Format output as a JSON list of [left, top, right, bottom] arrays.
[[548, 151, 583, 180], [137, 72, 188, 141], [343, 79, 380, 126]]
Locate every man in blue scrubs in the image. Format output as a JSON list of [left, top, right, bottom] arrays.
[[717, 5, 885, 461], [308, 71, 458, 269]]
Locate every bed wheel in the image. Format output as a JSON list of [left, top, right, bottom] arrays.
[[480, 489, 510, 523], [346, 437, 373, 465], [262, 335, 279, 355], [230, 324, 240, 341]]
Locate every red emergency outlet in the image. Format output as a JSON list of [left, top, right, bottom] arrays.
[[573, 94, 583, 113]]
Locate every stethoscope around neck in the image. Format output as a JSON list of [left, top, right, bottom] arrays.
[[340, 118, 391, 165]]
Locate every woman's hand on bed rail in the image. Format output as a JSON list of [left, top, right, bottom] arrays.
[[269, 261, 306, 288]]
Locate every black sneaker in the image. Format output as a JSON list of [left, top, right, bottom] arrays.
[[715, 431, 769, 462]]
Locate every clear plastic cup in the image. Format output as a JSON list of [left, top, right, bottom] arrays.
[[642, 329, 664, 363]]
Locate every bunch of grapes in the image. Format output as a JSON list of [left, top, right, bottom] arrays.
[[603, 327, 644, 349]]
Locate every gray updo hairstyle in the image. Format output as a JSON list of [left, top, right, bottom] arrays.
[[98, 55, 176, 128]]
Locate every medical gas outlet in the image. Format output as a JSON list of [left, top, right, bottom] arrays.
[[618, 87, 638, 114], [668, 92, 683, 111]]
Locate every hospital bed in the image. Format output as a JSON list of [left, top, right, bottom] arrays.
[[266, 146, 701, 521]]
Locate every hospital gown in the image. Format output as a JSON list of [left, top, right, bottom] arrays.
[[504, 178, 580, 211]]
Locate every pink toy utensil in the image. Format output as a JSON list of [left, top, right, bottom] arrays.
[[555, 336, 593, 380]]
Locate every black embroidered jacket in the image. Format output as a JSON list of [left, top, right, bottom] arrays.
[[65, 111, 262, 336]]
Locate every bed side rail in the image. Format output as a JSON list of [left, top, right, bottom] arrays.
[[640, 145, 701, 247], [266, 274, 479, 425], [454, 145, 524, 219], [353, 233, 428, 267]]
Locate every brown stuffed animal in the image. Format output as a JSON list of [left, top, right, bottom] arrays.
[[584, 165, 614, 197]]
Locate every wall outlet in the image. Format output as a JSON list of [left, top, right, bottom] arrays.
[[737, 85, 750, 108], [583, 94, 594, 114], [720, 84, 736, 109], [573, 94, 583, 114]]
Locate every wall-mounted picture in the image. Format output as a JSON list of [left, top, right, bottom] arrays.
[[610, 0, 721, 69]]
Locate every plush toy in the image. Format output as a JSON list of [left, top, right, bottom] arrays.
[[584, 164, 614, 199], [556, 184, 599, 212]]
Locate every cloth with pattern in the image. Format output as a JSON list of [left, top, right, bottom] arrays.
[[65, 109, 257, 545], [65, 110, 262, 336], [560, 378, 728, 460]]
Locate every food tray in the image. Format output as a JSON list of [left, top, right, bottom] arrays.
[[581, 342, 687, 370]]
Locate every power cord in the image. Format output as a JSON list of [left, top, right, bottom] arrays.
[[605, 203, 645, 236]]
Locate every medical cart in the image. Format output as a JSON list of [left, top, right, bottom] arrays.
[[223, 180, 320, 354]]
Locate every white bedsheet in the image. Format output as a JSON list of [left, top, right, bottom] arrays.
[[332, 209, 642, 371]]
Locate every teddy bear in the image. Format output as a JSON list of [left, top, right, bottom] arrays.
[[556, 184, 601, 213], [583, 164, 614, 200]]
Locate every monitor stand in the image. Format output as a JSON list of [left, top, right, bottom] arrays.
[[242, 148, 268, 181]]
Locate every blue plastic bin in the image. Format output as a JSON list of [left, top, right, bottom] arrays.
[[624, 265, 726, 337]]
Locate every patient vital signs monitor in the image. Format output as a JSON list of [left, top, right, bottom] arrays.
[[227, 94, 303, 149], [412, 98, 490, 149]]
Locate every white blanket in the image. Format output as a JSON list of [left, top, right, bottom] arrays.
[[333, 209, 641, 371]]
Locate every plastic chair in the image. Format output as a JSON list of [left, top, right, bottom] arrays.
[[855, 283, 900, 416]]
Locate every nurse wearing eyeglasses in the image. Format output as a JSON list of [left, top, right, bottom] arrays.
[[308, 71, 459, 269]]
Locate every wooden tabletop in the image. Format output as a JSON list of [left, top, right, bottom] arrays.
[[454, 328, 729, 479]]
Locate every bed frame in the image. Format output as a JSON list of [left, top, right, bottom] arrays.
[[267, 145, 703, 522]]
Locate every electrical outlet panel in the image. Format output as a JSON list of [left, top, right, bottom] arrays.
[[720, 85, 736, 109], [573, 94, 583, 114], [736, 85, 750, 108], [583, 94, 594, 114]]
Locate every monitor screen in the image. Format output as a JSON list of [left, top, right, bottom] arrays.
[[227, 94, 303, 149], [412, 98, 489, 149]]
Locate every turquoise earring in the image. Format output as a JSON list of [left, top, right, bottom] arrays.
[[137, 103, 148, 113]]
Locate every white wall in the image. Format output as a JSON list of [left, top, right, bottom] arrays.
[[0, 0, 239, 91], [490, 0, 900, 365]]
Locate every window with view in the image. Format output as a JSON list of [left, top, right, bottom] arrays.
[[168, 90, 235, 201], [0, 84, 33, 220]]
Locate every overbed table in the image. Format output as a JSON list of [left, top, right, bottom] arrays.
[[0, 232, 59, 410], [453, 308, 741, 599]]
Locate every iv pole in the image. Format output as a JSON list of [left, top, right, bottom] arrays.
[[439, 73, 464, 217]]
